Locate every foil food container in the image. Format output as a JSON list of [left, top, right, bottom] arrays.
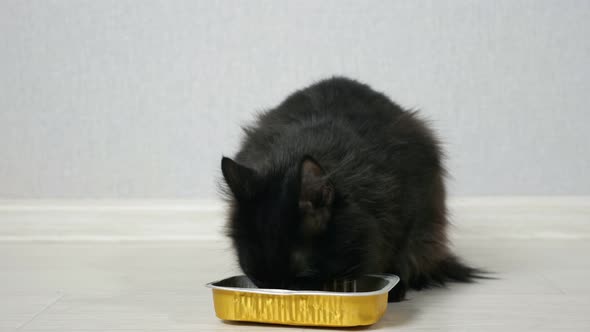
[[206, 274, 399, 327]]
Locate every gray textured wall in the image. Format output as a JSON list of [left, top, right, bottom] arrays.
[[1, 0, 589, 199]]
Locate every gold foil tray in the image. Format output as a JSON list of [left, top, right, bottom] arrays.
[[206, 274, 399, 327]]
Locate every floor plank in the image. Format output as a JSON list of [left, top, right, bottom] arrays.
[[1, 236, 589, 331]]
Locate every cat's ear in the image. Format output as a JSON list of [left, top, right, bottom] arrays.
[[298, 156, 334, 234], [221, 157, 260, 200]]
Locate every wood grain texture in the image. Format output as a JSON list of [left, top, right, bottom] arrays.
[[0, 197, 589, 330]]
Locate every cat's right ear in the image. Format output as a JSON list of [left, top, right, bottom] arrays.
[[298, 157, 334, 234], [221, 157, 259, 200]]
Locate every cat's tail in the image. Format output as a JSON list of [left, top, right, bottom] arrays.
[[437, 254, 489, 282], [411, 254, 490, 290]]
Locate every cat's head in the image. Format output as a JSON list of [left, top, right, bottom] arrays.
[[221, 156, 367, 289]]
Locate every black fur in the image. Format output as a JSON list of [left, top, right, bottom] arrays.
[[220, 77, 482, 301]]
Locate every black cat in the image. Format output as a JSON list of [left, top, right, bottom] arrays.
[[220, 77, 482, 301]]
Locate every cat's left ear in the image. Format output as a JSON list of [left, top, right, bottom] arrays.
[[298, 156, 334, 234], [221, 157, 260, 200]]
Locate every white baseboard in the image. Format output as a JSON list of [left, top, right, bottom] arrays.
[[0, 199, 226, 242], [0, 197, 588, 242]]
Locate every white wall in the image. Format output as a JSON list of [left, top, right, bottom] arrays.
[[1, 0, 589, 199]]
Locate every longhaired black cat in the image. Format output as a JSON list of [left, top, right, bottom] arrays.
[[220, 77, 481, 301]]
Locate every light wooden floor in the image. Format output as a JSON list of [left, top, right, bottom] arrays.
[[1, 199, 589, 331]]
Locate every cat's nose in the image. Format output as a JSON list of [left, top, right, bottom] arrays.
[[295, 269, 317, 278], [252, 278, 287, 289]]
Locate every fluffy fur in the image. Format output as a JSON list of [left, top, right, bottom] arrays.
[[220, 77, 482, 301]]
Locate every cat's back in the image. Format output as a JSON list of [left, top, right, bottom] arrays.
[[242, 77, 408, 149], [260, 77, 404, 127], [237, 77, 439, 172]]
